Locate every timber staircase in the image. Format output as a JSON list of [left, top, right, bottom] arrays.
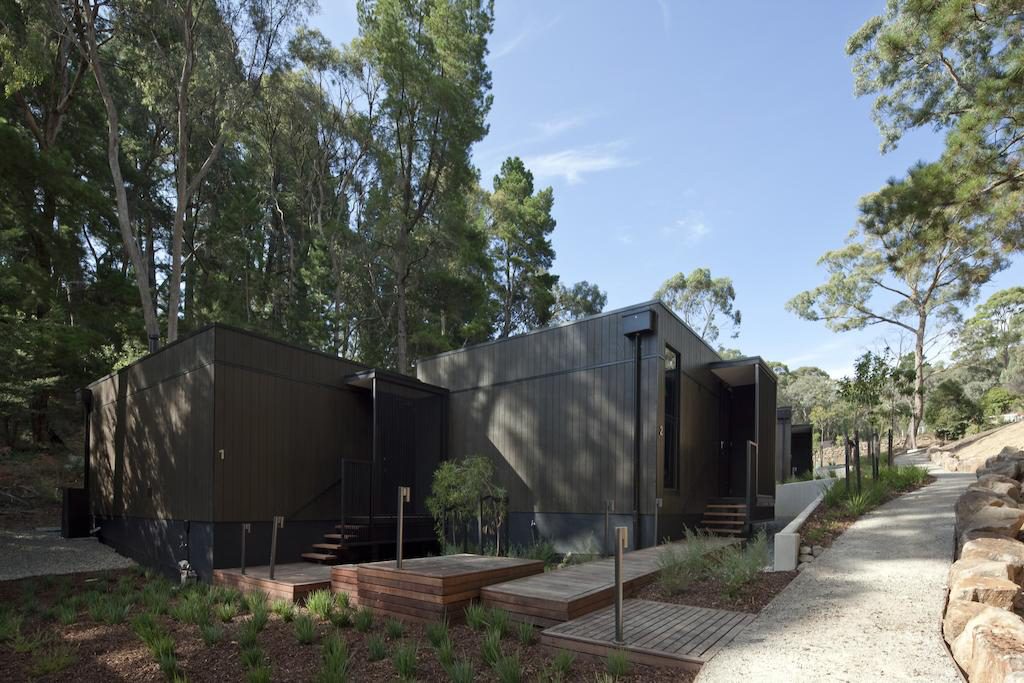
[[700, 500, 748, 537], [301, 515, 436, 565]]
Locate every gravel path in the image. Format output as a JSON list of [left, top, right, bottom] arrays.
[[0, 529, 135, 581], [697, 456, 972, 683]]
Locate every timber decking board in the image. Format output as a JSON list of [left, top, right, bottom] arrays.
[[480, 539, 734, 624], [213, 563, 332, 603], [540, 599, 755, 669]]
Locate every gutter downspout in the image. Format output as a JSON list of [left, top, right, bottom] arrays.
[[632, 334, 642, 549], [81, 388, 93, 525]]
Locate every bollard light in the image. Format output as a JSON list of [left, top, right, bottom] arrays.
[[397, 486, 410, 569], [614, 526, 628, 645]]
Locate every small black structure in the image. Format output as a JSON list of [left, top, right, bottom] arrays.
[[84, 324, 446, 579], [776, 407, 814, 478], [416, 301, 777, 550]]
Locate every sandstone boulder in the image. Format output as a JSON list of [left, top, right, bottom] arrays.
[[960, 505, 1024, 540], [949, 556, 1016, 587], [950, 575, 1021, 610], [943, 599, 1002, 644], [972, 474, 1023, 502], [978, 447, 1024, 481], [962, 537, 1024, 584], [955, 488, 1017, 534], [952, 608, 1024, 683]]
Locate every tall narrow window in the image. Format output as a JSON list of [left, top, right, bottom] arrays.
[[663, 345, 680, 490]]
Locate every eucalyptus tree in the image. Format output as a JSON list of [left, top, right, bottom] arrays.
[[788, 162, 1019, 448], [488, 157, 557, 337], [354, 0, 493, 371], [552, 280, 607, 323], [655, 268, 741, 343]]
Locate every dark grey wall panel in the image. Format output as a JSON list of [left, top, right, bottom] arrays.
[[757, 364, 778, 495]]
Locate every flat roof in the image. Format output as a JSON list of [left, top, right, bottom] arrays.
[[708, 356, 778, 387]]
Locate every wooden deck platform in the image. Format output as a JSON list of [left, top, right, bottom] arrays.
[[212, 563, 332, 603], [333, 554, 545, 622], [480, 539, 733, 627], [540, 599, 755, 670]]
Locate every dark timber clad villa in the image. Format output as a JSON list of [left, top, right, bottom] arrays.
[[82, 301, 777, 579]]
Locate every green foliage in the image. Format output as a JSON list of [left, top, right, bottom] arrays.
[[657, 527, 715, 594], [426, 618, 449, 648], [392, 641, 418, 680], [606, 649, 630, 679], [981, 386, 1020, 417], [246, 665, 272, 683], [241, 646, 265, 669], [552, 650, 576, 678], [384, 617, 405, 639], [29, 643, 77, 678], [487, 607, 509, 638], [655, 268, 741, 343], [305, 589, 336, 621], [0, 608, 23, 641], [141, 581, 173, 615], [329, 608, 352, 629], [271, 598, 295, 622], [353, 607, 374, 633], [295, 614, 318, 645], [57, 602, 77, 625], [509, 540, 558, 567], [515, 620, 536, 645], [446, 658, 474, 683], [481, 629, 502, 667], [427, 455, 506, 544], [367, 634, 388, 661], [552, 280, 607, 323], [464, 603, 488, 631], [927, 380, 982, 440], [318, 633, 350, 683], [238, 619, 261, 650], [712, 532, 769, 600], [200, 622, 224, 646], [436, 635, 455, 667], [494, 653, 523, 683], [216, 601, 238, 623]]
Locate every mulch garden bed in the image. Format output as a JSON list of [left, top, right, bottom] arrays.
[[635, 570, 799, 613], [0, 569, 692, 682]]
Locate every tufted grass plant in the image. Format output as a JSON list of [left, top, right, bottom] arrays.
[[392, 641, 418, 680], [295, 614, 318, 645], [481, 629, 501, 667], [216, 601, 239, 623], [515, 620, 536, 645], [426, 618, 449, 648], [446, 658, 474, 683], [318, 633, 350, 682], [384, 617, 405, 639], [271, 598, 296, 622], [353, 607, 373, 633], [367, 633, 388, 661], [488, 607, 510, 637], [200, 621, 224, 645], [29, 643, 77, 678], [494, 653, 523, 683], [464, 603, 487, 631], [606, 649, 630, 679], [305, 589, 336, 620]]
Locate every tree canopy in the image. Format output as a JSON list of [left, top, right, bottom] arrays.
[[655, 268, 741, 343]]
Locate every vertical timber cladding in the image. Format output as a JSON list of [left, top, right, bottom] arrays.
[[654, 303, 726, 520], [756, 363, 778, 495], [87, 328, 215, 522], [415, 306, 646, 517], [212, 326, 372, 523]]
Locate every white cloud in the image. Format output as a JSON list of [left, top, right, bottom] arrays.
[[535, 114, 587, 138], [491, 15, 560, 59], [666, 212, 710, 243], [655, 0, 671, 31], [616, 228, 635, 245], [525, 143, 630, 184]]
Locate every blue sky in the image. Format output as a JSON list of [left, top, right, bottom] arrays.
[[315, 1, 1022, 378]]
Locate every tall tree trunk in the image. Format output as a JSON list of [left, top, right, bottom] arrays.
[[909, 313, 927, 450], [74, 0, 161, 346], [395, 228, 410, 372]]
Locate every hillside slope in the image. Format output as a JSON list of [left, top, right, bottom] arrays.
[[929, 421, 1024, 472]]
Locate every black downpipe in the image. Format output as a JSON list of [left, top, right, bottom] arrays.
[[632, 334, 642, 549], [81, 388, 93, 521]]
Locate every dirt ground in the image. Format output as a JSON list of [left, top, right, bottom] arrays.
[[0, 447, 79, 530], [928, 420, 1024, 472], [635, 570, 799, 614], [0, 570, 692, 683]]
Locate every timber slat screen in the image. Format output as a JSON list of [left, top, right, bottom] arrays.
[[540, 599, 756, 670], [480, 539, 734, 627]]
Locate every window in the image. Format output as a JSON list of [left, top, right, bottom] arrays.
[[663, 344, 680, 490]]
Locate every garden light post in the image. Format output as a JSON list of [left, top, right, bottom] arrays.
[[269, 516, 284, 579], [397, 486, 410, 569], [654, 498, 662, 546], [240, 523, 251, 575], [614, 526, 628, 645]]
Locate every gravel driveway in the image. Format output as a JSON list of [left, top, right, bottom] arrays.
[[0, 529, 135, 581], [697, 456, 971, 682]]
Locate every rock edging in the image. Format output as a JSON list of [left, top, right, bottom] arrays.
[[944, 447, 1024, 681]]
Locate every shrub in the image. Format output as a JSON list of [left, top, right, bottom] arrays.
[[172, 591, 211, 626], [210, 585, 242, 607], [0, 609, 23, 641], [132, 612, 161, 647], [509, 540, 558, 567], [435, 634, 455, 667], [606, 649, 630, 678], [141, 582, 172, 615], [238, 619, 260, 649], [392, 641, 418, 680], [464, 603, 488, 630], [446, 658, 474, 683], [295, 614, 318, 645], [318, 633, 350, 683], [515, 620, 535, 645], [270, 598, 295, 622], [426, 618, 449, 648], [657, 527, 714, 593], [200, 622, 224, 645], [712, 531, 768, 599], [353, 607, 374, 632], [29, 643, 76, 678], [822, 481, 849, 509], [552, 650, 576, 678], [241, 646, 264, 669], [335, 592, 350, 610], [58, 603, 77, 625], [330, 608, 352, 628], [305, 589, 336, 620], [385, 617, 405, 639], [247, 664, 272, 683], [244, 590, 269, 614], [249, 601, 270, 632], [494, 654, 523, 683], [367, 634, 388, 661], [482, 629, 502, 667], [488, 607, 510, 637], [216, 601, 239, 623]]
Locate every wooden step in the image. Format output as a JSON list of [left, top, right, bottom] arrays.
[[302, 552, 337, 564], [312, 543, 343, 552], [706, 504, 746, 510], [703, 511, 747, 517], [702, 520, 744, 528], [324, 533, 361, 541], [335, 524, 367, 532]]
